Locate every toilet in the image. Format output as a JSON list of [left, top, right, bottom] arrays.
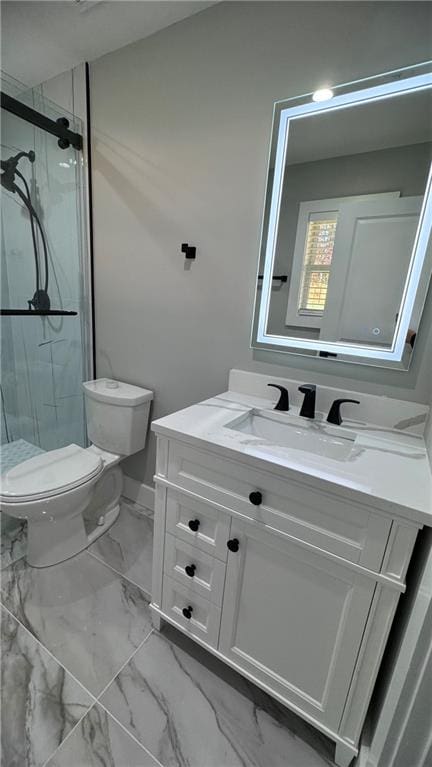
[[0, 378, 153, 568]]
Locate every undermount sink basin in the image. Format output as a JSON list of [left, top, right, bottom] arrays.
[[225, 409, 356, 462]]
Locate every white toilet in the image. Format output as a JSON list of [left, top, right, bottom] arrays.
[[0, 378, 153, 568]]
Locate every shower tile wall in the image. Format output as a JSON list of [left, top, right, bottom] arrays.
[[1, 87, 89, 456]]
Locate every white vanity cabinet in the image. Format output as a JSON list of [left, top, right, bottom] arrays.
[[218, 519, 376, 732], [151, 436, 421, 767]]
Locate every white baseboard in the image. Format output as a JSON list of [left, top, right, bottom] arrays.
[[122, 475, 155, 512]]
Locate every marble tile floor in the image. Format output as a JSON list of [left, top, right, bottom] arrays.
[[1, 498, 336, 767], [88, 499, 154, 597], [1, 606, 93, 767], [1, 498, 154, 593], [44, 704, 159, 767], [0, 518, 27, 570]]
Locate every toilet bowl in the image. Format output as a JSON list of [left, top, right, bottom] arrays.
[[0, 379, 153, 568]]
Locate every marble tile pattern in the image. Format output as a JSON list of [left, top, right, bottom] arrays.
[[88, 499, 154, 595], [0, 550, 153, 695], [0, 494, 336, 767], [45, 704, 159, 767], [100, 630, 334, 767], [151, 389, 432, 524], [228, 369, 430, 435], [0, 517, 27, 569], [1, 606, 93, 767]]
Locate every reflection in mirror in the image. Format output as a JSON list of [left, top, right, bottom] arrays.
[[253, 65, 432, 368]]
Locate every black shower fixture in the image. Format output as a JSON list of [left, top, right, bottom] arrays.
[[0, 90, 83, 316], [1, 92, 83, 151], [1, 150, 35, 190], [1, 150, 51, 311]]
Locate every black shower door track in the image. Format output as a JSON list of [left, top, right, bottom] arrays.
[[1, 91, 83, 151], [1, 91, 84, 317]]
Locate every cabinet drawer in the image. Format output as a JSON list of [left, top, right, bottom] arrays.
[[166, 490, 231, 561], [167, 442, 390, 570], [162, 575, 221, 648], [164, 533, 226, 606]]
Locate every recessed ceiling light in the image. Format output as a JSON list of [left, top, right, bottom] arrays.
[[312, 88, 334, 103]]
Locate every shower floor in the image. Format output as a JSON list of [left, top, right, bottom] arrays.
[[0, 497, 335, 767], [0, 437, 45, 473]]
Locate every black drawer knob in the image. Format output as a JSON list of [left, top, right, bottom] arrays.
[[227, 538, 239, 553], [185, 564, 196, 578], [249, 491, 262, 506], [188, 519, 200, 532], [182, 605, 193, 620]]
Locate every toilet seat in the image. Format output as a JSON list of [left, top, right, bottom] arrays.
[[0, 444, 103, 503]]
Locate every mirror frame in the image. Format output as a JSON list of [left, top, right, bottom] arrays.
[[253, 64, 432, 366]]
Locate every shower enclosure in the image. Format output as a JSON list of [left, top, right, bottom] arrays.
[[1, 73, 93, 536]]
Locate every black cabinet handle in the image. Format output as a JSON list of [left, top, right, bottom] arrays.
[[182, 605, 193, 619], [188, 519, 200, 532], [249, 491, 262, 506], [185, 564, 196, 578], [227, 538, 240, 552]]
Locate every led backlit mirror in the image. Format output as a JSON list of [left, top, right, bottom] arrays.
[[252, 64, 432, 368]]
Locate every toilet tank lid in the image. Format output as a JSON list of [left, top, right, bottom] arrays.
[[83, 378, 153, 406]]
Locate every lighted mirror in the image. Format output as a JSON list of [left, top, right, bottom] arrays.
[[252, 64, 432, 369]]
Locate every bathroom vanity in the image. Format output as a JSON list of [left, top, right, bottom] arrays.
[[150, 370, 432, 767]]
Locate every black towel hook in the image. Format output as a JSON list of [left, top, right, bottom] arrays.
[[181, 243, 196, 260]]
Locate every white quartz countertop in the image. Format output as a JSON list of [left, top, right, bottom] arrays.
[[152, 390, 432, 527]]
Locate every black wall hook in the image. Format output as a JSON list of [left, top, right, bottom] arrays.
[[181, 243, 196, 260]]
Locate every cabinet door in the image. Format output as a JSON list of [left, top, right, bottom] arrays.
[[219, 521, 375, 731]]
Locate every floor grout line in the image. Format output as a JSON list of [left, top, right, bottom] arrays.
[[0, 602, 99, 704], [0, 514, 154, 703], [96, 697, 165, 767], [0, 595, 155, 708], [95, 626, 155, 702], [86, 548, 152, 600], [1, 603, 162, 765], [1, 525, 334, 767], [40, 701, 96, 767], [2, 505, 161, 766]]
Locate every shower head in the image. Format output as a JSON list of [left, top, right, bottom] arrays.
[[1, 150, 35, 191]]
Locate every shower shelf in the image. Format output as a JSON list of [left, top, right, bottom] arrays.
[[0, 309, 78, 316]]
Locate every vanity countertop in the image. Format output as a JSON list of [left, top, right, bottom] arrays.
[[152, 390, 432, 527]]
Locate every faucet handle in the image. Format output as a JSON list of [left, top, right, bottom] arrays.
[[267, 384, 289, 412], [298, 384, 316, 419], [298, 384, 316, 394], [327, 398, 360, 426]]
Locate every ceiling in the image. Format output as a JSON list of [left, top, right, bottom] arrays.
[[1, 0, 217, 87], [286, 88, 432, 165]]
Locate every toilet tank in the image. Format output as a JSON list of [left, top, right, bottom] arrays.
[[83, 379, 153, 456]]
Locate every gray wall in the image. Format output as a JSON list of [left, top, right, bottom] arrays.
[[90, 1, 432, 486], [268, 142, 431, 335]]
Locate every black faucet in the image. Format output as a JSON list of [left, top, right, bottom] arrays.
[[327, 398, 360, 426], [299, 384, 316, 419], [267, 384, 289, 412]]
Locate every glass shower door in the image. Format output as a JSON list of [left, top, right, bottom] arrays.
[[1, 76, 92, 526]]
